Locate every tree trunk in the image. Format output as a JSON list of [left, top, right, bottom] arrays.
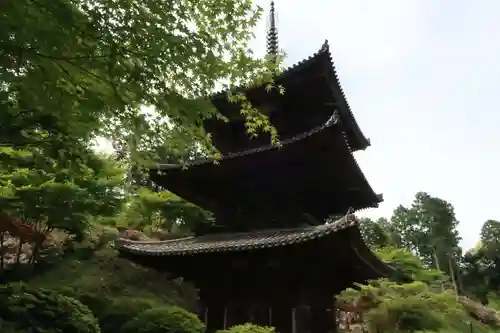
[[456, 264, 464, 294], [0, 232, 4, 271], [15, 239, 23, 264], [30, 232, 48, 265], [29, 243, 38, 264], [432, 248, 445, 291], [448, 254, 459, 299]]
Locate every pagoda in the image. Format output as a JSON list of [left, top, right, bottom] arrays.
[[115, 2, 391, 333]]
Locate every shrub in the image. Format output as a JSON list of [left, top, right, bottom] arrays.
[[121, 306, 204, 333], [57, 287, 111, 317], [100, 297, 159, 333], [217, 323, 276, 333], [0, 283, 99, 333]]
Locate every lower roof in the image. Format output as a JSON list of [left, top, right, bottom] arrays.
[[114, 215, 399, 291], [115, 214, 362, 256]]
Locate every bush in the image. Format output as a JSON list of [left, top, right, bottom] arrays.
[[121, 306, 204, 333], [339, 279, 469, 332], [0, 283, 99, 333], [100, 297, 159, 333], [57, 287, 111, 317], [217, 324, 276, 333]]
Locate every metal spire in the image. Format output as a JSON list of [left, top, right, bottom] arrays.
[[266, 1, 279, 64]]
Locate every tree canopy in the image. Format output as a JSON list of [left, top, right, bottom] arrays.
[[0, 0, 280, 268], [1, 0, 279, 166]]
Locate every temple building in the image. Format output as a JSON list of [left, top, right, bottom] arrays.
[[114, 2, 392, 333]]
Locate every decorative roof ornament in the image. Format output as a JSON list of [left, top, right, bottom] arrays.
[[266, 1, 279, 64]]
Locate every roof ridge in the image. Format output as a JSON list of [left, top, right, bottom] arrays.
[[114, 235, 195, 247]]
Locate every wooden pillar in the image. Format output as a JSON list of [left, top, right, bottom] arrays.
[[225, 302, 251, 328], [331, 299, 338, 333], [294, 305, 311, 333], [329, 299, 339, 333], [224, 306, 228, 329], [205, 300, 225, 333], [310, 299, 336, 333], [271, 302, 293, 333], [252, 303, 271, 327]]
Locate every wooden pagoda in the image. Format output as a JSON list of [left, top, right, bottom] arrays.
[[115, 3, 391, 333]]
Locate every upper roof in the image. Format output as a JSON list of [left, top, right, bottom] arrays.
[[205, 41, 370, 154]]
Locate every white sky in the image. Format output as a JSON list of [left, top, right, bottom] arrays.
[[249, 0, 500, 250]]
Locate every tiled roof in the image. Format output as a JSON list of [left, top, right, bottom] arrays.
[[113, 214, 358, 256]]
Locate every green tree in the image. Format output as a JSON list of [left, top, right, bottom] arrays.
[[460, 220, 500, 301], [479, 220, 500, 292], [461, 248, 492, 304], [0, 147, 125, 265], [359, 217, 391, 248], [1, 0, 280, 167], [389, 204, 421, 253], [389, 193, 461, 276], [115, 188, 211, 234], [480, 220, 500, 259]]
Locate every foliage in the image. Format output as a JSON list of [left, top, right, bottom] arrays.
[[99, 297, 160, 333], [0, 147, 125, 269], [31, 245, 198, 309], [0, 149, 125, 239], [0, 282, 99, 333], [376, 247, 446, 286], [339, 279, 477, 333], [388, 192, 461, 274], [359, 217, 392, 248], [1, 0, 282, 169], [115, 187, 211, 233], [458, 220, 500, 302], [58, 288, 111, 320], [363, 192, 500, 306], [26, 240, 203, 330], [121, 306, 204, 333], [461, 249, 492, 303], [217, 324, 276, 333], [480, 220, 500, 257]]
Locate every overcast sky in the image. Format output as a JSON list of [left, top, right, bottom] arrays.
[[249, 0, 500, 250]]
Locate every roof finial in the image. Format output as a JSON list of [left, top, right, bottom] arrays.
[[266, 1, 279, 64]]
